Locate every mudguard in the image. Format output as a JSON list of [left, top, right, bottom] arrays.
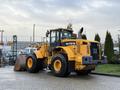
[[55, 46, 75, 61]]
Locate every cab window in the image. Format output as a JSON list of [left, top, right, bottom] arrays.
[[51, 31, 56, 43], [62, 31, 72, 39]]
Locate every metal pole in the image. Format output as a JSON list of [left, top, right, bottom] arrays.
[[33, 24, 35, 42], [118, 35, 120, 55], [0, 30, 4, 44], [30, 36, 32, 43]]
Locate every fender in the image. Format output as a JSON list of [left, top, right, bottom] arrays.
[[34, 44, 48, 59], [34, 50, 44, 59], [55, 46, 75, 61]]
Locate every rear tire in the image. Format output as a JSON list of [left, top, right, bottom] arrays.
[[26, 54, 42, 73], [51, 54, 70, 77]]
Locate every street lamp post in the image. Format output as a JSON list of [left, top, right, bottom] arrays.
[[0, 30, 4, 45], [33, 24, 35, 42]]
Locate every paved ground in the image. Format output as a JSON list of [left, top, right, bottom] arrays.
[[0, 66, 120, 90]]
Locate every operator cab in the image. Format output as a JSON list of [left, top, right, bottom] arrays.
[[46, 28, 74, 47]]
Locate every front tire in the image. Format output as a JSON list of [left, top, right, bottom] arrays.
[[26, 54, 41, 73], [51, 54, 70, 77]]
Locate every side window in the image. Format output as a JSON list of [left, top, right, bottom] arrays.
[[62, 31, 71, 39], [47, 33, 50, 43], [60, 31, 63, 39], [51, 31, 56, 43], [56, 31, 59, 41]]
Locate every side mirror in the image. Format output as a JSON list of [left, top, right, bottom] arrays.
[[46, 30, 49, 37]]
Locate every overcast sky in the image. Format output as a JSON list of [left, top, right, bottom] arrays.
[[0, 0, 120, 42]]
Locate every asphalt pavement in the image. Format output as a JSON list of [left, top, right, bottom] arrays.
[[0, 66, 120, 90]]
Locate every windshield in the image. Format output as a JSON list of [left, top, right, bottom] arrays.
[[62, 31, 72, 39]]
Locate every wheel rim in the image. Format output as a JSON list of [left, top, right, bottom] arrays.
[[27, 58, 33, 68], [54, 59, 62, 72]]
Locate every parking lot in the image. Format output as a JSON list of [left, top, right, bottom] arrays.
[[0, 66, 120, 90]]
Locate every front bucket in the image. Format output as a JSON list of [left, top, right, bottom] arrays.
[[14, 54, 27, 71]]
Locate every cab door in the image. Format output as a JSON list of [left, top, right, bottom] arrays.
[[50, 30, 61, 48]]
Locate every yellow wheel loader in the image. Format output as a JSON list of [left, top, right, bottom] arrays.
[[18, 28, 107, 77]]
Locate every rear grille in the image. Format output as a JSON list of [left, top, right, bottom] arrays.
[[90, 42, 99, 60]]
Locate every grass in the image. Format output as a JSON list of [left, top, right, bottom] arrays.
[[94, 64, 120, 75]]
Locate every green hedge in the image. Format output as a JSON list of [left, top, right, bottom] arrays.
[[94, 64, 120, 75]]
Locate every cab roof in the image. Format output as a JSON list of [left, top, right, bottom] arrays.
[[62, 39, 99, 43], [50, 28, 73, 32]]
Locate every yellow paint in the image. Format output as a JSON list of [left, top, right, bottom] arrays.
[[34, 43, 48, 59], [75, 56, 82, 63], [54, 59, 62, 72], [80, 45, 88, 56], [32, 37, 101, 72], [48, 57, 51, 65], [57, 46, 76, 61], [75, 62, 86, 70], [27, 58, 33, 69]]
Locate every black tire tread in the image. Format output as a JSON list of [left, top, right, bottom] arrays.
[[51, 53, 70, 77], [26, 54, 43, 73]]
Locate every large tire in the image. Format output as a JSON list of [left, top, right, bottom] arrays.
[[26, 54, 42, 73], [51, 54, 70, 77], [76, 70, 91, 75]]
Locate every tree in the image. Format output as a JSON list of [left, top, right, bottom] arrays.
[[94, 33, 101, 42], [104, 31, 114, 63], [82, 34, 87, 40]]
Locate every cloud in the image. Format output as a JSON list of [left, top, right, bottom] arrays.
[[0, 0, 120, 42]]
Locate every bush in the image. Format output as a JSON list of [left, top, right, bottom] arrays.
[[111, 55, 120, 64]]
